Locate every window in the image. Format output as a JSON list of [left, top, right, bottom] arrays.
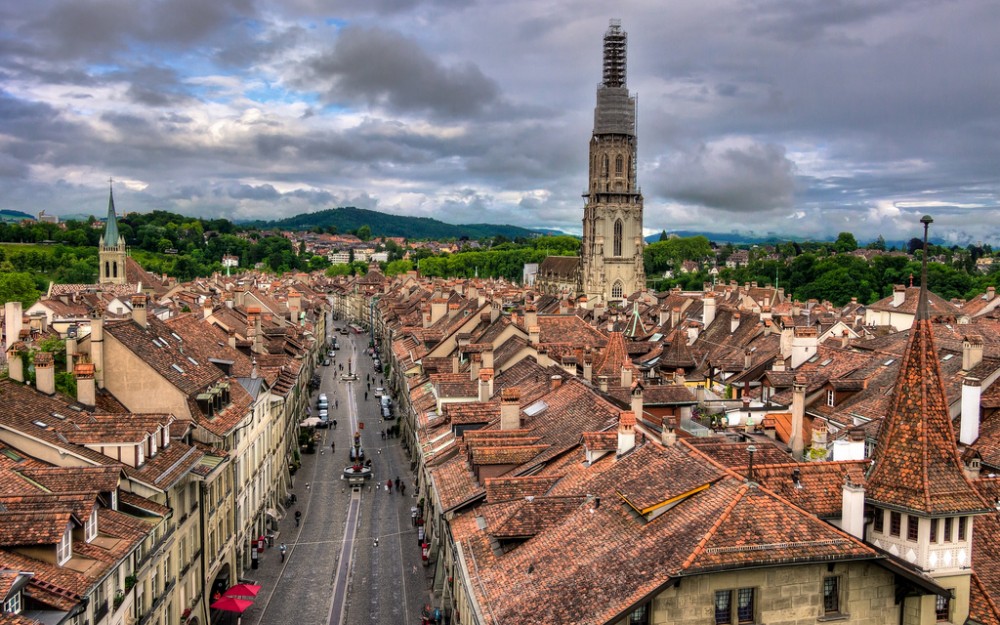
[[613, 219, 623, 256], [4, 591, 21, 614], [611, 281, 624, 300], [826, 389, 835, 407], [907, 515, 919, 541], [936, 593, 951, 622], [615, 155, 624, 176], [958, 517, 967, 541], [944, 517, 953, 542], [930, 518, 938, 543], [716, 588, 755, 624], [85, 506, 98, 542], [873, 508, 884, 533], [602, 155, 609, 177], [57, 523, 72, 564], [890, 511, 902, 537], [628, 602, 650, 625], [823, 577, 840, 615]]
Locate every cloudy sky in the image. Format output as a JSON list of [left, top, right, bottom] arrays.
[[2, 0, 998, 243]]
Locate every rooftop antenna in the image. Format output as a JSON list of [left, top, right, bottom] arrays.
[[746, 444, 757, 483]]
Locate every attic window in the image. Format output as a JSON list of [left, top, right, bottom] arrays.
[[171, 332, 183, 342], [33, 420, 48, 428], [883, 359, 895, 366], [151, 338, 163, 347], [807, 355, 820, 363], [524, 400, 548, 417], [942, 354, 954, 361], [172, 364, 186, 374], [68, 404, 83, 411], [0, 448, 23, 462], [51, 412, 67, 420], [819, 358, 832, 367], [187, 356, 199, 366]]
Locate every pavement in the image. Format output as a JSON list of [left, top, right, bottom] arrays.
[[238, 327, 435, 625]]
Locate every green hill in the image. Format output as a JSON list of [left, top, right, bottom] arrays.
[[248, 207, 538, 240], [0, 209, 33, 222]]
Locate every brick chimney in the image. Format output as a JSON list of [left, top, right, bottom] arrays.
[[630, 383, 643, 419], [131, 294, 148, 328], [790, 375, 806, 458], [75, 362, 96, 407], [4, 301, 22, 353], [35, 352, 55, 395], [6, 344, 24, 382], [960, 377, 982, 446], [841, 329, 850, 348], [617, 411, 636, 455], [90, 313, 105, 388], [478, 368, 494, 402], [500, 387, 520, 430], [841, 476, 866, 539], [550, 374, 562, 390], [963, 335, 984, 371], [661, 415, 677, 446]]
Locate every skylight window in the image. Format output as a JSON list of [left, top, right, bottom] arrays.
[[942, 354, 954, 361], [171, 332, 183, 342], [172, 364, 186, 374], [524, 400, 548, 417], [883, 359, 895, 366], [50, 412, 67, 420], [33, 420, 48, 428], [819, 358, 832, 367], [187, 356, 199, 366]]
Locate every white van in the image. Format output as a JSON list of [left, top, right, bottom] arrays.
[[318, 393, 329, 409]]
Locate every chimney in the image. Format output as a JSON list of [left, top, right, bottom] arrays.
[[988, 286, 996, 301], [287, 290, 302, 320], [630, 383, 643, 419], [674, 368, 686, 385], [6, 345, 24, 382], [234, 288, 247, 307], [790, 326, 819, 369], [598, 375, 609, 393], [479, 368, 494, 402], [892, 284, 905, 307], [812, 419, 828, 448], [960, 377, 982, 445], [842, 426, 867, 460], [841, 329, 850, 348], [203, 300, 214, 319], [744, 348, 752, 370], [421, 303, 431, 328], [90, 314, 105, 389], [448, 302, 460, 318], [661, 416, 677, 446], [65, 336, 78, 373], [671, 306, 680, 328], [469, 353, 481, 381], [790, 375, 806, 459], [528, 325, 540, 345], [963, 335, 984, 371], [451, 354, 460, 374], [658, 307, 669, 327], [617, 411, 636, 455], [500, 387, 520, 430], [524, 305, 538, 331], [75, 362, 96, 407], [550, 374, 563, 390], [583, 357, 593, 383], [841, 476, 866, 539], [35, 352, 55, 395], [703, 296, 717, 328], [730, 312, 741, 334], [772, 358, 785, 372], [482, 347, 494, 371], [4, 301, 22, 353], [621, 365, 633, 388], [430, 299, 447, 324], [131, 294, 148, 328]]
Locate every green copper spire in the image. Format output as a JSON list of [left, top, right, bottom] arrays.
[[102, 182, 122, 247]]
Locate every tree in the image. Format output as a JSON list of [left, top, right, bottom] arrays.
[[833, 232, 858, 253], [866, 235, 887, 251], [356, 225, 371, 241], [0, 272, 41, 307]]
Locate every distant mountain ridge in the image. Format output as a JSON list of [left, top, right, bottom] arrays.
[[0, 209, 33, 222], [247, 206, 539, 240]]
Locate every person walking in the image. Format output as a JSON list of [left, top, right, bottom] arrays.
[[331, 440, 336, 453], [400, 483, 406, 496], [386, 479, 392, 493], [333, 419, 338, 429], [394, 477, 400, 490], [295, 510, 301, 527], [279, 543, 287, 562]]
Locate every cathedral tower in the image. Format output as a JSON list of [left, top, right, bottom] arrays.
[[579, 19, 645, 303], [99, 183, 128, 285]]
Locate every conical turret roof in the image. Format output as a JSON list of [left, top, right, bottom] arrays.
[[102, 184, 122, 247]]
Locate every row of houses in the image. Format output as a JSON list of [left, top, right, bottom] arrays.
[[0, 269, 331, 625], [329, 253, 1000, 624]]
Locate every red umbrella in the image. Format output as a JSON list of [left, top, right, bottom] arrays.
[[224, 583, 262, 598], [211, 597, 253, 613]]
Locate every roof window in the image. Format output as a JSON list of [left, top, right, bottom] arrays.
[[172, 364, 186, 374]]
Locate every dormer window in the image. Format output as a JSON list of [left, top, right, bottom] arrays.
[[137, 445, 145, 467], [57, 523, 72, 565], [826, 389, 835, 407], [3, 590, 21, 614], [85, 507, 98, 542]]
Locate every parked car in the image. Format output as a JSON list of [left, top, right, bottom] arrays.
[[323, 358, 331, 366]]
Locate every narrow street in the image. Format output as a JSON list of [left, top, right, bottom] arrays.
[[244, 325, 432, 625]]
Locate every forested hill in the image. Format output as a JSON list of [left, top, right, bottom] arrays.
[[247, 206, 538, 240]]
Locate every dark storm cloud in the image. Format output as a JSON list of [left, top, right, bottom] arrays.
[[225, 183, 282, 201], [652, 140, 797, 213], [295, 26, 502, 119]]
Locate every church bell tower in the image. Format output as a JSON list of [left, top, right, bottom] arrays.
[[99, 182, 128, 285], [579, 19, 645, 304]]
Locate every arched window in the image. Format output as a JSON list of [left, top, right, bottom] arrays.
[[612, 281, 624, 299], [615, 155, 624, 176], [104, 261, 110, 279], [602, 155, 609, 178], [112, 262, 118, 278], [613, 219, 623, 257]]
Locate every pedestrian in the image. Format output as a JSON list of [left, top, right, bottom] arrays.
[[400, 483, 406, 496], [333, 419, 338, 429], [364, 392, 368, 401], [335, 399, 339, 409], [380, 430, 385, 440], [295, 510, 301, 527], [386, 479, 392, 492], [280, 543, 287, 562], [394, 477, 400, 490], [331, 440, 336, 452]]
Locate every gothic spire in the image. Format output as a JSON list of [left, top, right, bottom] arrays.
[[102, 180, 123, 248], [866, 215, 989, 515]]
